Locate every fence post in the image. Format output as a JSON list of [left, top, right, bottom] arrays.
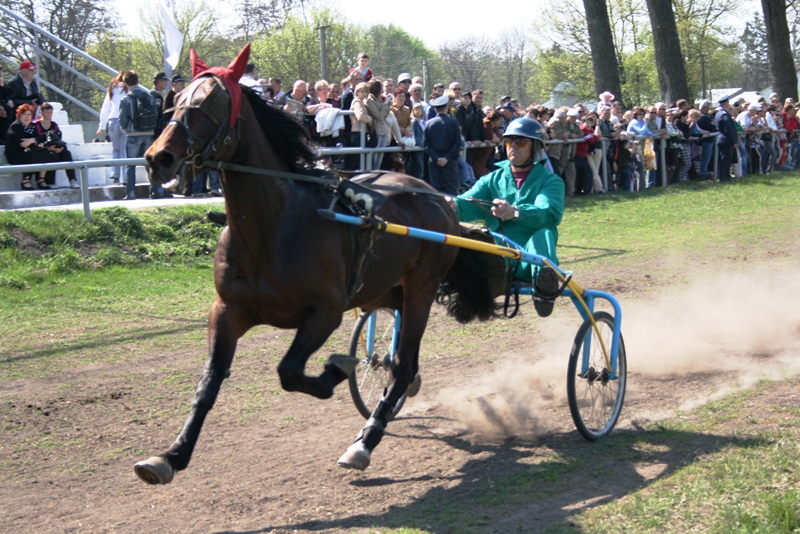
[[601, 138, 609, 192], [80, 164, 91, 222], [359, 129, 366, 171], [713, 139, 719, 181]]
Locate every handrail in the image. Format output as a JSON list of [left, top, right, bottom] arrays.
[[37, 78, 100, 118], [0, 27, 106, 92], [0, 5, 117, 76]]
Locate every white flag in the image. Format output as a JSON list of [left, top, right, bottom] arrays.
[[160, 0, 183, 70]]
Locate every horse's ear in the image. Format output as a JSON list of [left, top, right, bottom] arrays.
[[190, 49, 210, 79], [227, 44, 251, 82]]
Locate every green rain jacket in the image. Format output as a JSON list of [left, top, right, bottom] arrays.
[[453, 159, 565, 280]]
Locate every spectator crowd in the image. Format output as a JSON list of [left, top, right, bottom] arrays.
[[241, 52, 798, 197], [3, 52, 798, 198]]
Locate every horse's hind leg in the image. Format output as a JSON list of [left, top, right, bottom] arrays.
[[134, 299, 249, 485], [339, 279, 438, 470]]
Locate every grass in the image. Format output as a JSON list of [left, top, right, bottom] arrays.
[[571, 383, 800, 533], [560, 173, 800, 269], [0, 203, 223, 290]]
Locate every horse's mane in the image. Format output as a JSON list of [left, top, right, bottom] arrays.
[[241, 86, 318, 172]]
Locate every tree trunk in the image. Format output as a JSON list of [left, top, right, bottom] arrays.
[[761, 0, 799, 102], [583, 0, 623, 105], [644, 0, 689, 103]]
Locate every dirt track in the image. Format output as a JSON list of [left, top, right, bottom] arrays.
[[2, 253, 800, 533]]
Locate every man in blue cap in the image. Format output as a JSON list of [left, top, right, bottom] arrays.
[[448, 117, 565, 317], [715, 95, 738, 181], [423, 94, 462, 195]]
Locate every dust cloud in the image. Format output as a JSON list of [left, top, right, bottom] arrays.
[[426, 266, 800, 440]]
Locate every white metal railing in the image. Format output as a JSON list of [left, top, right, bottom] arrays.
[[0, 158, 145, 220], [0, 121, 784, 221]]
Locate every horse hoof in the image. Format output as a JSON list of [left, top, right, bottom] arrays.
[[406, 374, 422, 397], [134, 456, 175, 485], [327, 354, 360, 377], [338, 442, 371, 471]]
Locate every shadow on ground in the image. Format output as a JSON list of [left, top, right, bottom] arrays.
[[215, 421, 762, 533]]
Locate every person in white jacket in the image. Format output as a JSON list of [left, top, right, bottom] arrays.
[[97, 71, 129, 184]]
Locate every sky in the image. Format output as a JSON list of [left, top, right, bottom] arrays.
[[113, 0, 541, 49]]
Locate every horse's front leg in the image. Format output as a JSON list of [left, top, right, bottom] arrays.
[[338, 284, 435, 470], [134, 298, 249, 485]]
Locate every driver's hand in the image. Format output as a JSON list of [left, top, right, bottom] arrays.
[[444, 196, 457, 211], [491, 199, 515, 220]]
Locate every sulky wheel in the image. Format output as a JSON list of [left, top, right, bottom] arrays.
[[567, 311, 627, 441], [348, 308, 406, 420]]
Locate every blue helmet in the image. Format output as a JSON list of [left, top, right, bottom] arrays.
[[503, 117, 546, 159]]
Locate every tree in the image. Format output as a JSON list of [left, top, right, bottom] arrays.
[[0, 0, 115, 120], [583, 0, 623, 103], [762, 0, 799, 101], [360, 24, 433, 82], [495, 26, 529, 101], [527, 44, 595, 105], [251, 9, 363, 85], [644, 0, 690, 102], [741, 17, 771, 90], [233, 0, 303, 42], [670, 0, 740, 100], [437, 36, 496, 92]]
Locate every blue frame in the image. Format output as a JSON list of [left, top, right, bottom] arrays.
[[489, 231, 623, 379]]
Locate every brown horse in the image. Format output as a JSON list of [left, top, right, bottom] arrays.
[[134, 45, 496, 484]]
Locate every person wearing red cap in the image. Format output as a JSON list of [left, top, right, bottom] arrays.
[[6, 61, 43, 118]]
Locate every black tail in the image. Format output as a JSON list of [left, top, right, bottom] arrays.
[[439, 241, 504, 324]]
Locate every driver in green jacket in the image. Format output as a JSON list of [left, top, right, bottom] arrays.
[[449, 117, 565, 317]]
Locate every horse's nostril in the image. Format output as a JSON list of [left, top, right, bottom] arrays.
[[152, 151, 174, 170]]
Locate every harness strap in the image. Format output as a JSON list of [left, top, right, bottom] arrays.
[[204, 160, 340, 187], [201, 159, 495, 211], [503, 279, 520, 318]]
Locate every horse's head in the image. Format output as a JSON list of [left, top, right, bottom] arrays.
[[146, 45, 250, 183]]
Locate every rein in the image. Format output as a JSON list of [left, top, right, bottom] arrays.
[[201, 157, 495, 211]]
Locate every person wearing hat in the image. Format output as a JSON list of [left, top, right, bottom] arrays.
[[396, 73, 412, 109], [449, 117, 564, 317], [497, 101, 517, 134], [597, 91, 615, 111], [6, 61, 43, 119], [161, 73, 189, 194], [695, 99, 717, 180], [150, 71, 168, 139], [423, 94, 462, 195], [163, 73, 187, 124], [714, 95, 738, 181]]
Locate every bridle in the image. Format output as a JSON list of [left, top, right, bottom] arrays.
[[165, 75, 237, 171]]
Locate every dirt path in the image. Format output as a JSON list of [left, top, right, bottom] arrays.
[[2, 253, 800, 533]]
